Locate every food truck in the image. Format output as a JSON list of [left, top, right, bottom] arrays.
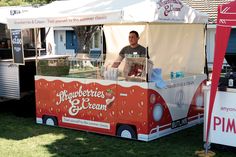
[[7, 0, 208, 141], [204, 0, 236, 148]]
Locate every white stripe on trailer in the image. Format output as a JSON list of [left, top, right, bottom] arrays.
[[36, 117, 43, 124], [138, 117, 204, 141], [62, 116, 110, 129]]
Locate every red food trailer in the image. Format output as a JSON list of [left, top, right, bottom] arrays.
[[7, 0, 208, 141]]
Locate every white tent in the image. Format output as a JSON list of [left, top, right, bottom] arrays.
[[7, 0, 207, 29], [6, 0, 208, 76], [0, 6, 33, 24]]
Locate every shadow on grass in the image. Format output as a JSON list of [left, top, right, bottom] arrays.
[[0, 93, 36, 118], [44, 125, 236, 157], [0, 103, 204, 157], [0, 93, 48, 140], [1, 95, 236, 157], [44, 125, 205, 157]]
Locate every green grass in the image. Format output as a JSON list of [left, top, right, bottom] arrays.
[[0, 107, 236, 157]]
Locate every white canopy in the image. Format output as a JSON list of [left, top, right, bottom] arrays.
[[7, 0, 208, 29], [0, 6, 33, 24], [5, 0, 208, 76]]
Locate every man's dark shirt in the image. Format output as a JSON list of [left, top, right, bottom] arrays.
[[119, 44, 146, 58]]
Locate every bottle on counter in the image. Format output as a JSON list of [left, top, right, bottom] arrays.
[[171, 71, 184, 79], [170, 72, 175, 79], [228, 72, 234, 88], [176, 71, 184, 78]]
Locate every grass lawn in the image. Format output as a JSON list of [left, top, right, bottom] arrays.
[[0, 100, 236, 157]]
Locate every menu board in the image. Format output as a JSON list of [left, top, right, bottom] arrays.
[[11, 29, 24, 65]]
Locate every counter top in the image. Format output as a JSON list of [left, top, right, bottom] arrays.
[[0, 55, 70, 62]]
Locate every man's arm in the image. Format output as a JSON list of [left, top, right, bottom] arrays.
[[111, 55, 123, 68]]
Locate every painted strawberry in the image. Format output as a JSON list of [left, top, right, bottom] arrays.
[[105, 89, 115, 107]]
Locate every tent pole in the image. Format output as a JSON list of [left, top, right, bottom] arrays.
[[145, 23, 149, 82], [100, 26, 104, 65], [204, 24, 209, 80], [34, 28, 38, 71]]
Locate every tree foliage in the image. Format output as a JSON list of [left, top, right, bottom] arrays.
[[72, 26, 99, 54], [0, 0, 54, 6]]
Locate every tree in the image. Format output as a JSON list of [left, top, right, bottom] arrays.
[[72, 26, 99, 54], [24, 0, 55, 5], [0, 0, 54, 6]]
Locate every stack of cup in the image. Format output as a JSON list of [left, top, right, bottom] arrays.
[[104, 68, 118, 80]]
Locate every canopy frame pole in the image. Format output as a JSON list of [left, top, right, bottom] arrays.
[[34, 28, 38, 70], [100, 26, 104, 65], [145, 23, 149, 82], [204, 24, 209, 80]]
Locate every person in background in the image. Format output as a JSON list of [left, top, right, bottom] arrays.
[[112, 30, 146, 68]]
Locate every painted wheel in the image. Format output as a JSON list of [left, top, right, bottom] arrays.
[[153, 104, 164, 121], [43, 116, 58, 126], [117, 125, 136, 139]]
